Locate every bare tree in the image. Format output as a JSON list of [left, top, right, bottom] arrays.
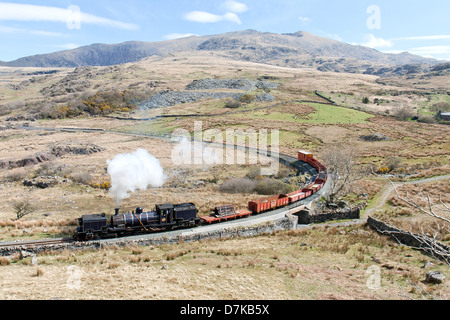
[[321, 143, 361, 202], [379, 176, 450, 265], [11, 199, 35, 220]]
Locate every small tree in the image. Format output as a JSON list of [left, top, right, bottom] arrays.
[[11, 200, 35, 220], [321, 143, 362, 202], [379, 176, 450, 265], [393, 105, 413, 121]]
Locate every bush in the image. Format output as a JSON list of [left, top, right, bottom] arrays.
[[430, 102, 450, 114], [11, 200, 35, 220], [219, 177, 258, 194], [224, 98, 241, 109], [246, 167, 262, 180], [385, 156, 402, 172], [238, 93, 255, 104], [254, 179, 293, 195], [71, 172, 92, 185], [417, 115, 437, 124], [393, 106, 414, 121]]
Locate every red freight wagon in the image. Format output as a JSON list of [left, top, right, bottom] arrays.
[[249, 195, 289, 214], [284, 190, 307, 203], [316, 173, 328, 184], [298, 150, 314, 162], [201, 205, 252, 224], [302, 188, 313, 197]]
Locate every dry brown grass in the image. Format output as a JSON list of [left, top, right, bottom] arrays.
[[1, 224, 448, 300], [0, 51, 448, 300]]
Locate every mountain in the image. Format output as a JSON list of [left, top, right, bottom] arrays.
[[1, 30, 443, 74]]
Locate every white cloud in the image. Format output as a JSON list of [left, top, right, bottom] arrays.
[[408, 46, 450, 59], [164, 33, 199, 40], [222, 1, 248, 13], [362, 34, 393, 48], [298, 16, 311, 24], [184, 11, 242, 24], [393, 35, 450, 41], [0, 24, 64, 37], [53, 43, 80, 50], [0, 3, 139, 30]]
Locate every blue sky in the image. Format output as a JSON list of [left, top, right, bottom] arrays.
[[0, 0, 449, 62]]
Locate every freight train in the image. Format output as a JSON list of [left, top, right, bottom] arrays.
[[74, 151, 328, 241]]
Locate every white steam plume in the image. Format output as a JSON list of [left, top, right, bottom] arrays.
[[172, 136, 220, 166], [107, 148, 166, 206]]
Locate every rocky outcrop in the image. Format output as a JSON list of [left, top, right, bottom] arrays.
[[140, 91, 274, 109], [186, 79, 279, 91], [0, 142, 103, 170], [0, 153, 52, 169]]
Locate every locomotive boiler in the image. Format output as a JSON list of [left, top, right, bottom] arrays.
[[75, 203, 200, 241]]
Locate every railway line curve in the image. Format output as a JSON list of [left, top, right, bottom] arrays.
[[1, 123, 332, 252]]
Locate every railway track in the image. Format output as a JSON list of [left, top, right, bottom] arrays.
[[4, 124, 323, 249], [0, 238, 74, 249]]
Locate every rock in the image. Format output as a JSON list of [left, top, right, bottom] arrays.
[[19, 250, 33, 260], [425, 271, 445, 284], [359, 133, 390, 142], [50, 142, 103, 157]]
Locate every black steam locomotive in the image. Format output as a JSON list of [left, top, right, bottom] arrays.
[[75, 203, 200, 241]]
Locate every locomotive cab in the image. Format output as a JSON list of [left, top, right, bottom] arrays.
[[156, 204, 174, 224]]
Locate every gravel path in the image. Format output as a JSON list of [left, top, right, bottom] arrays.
[[363, 174, 450, 217]]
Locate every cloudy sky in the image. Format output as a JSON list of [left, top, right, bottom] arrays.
[[0, 0, 449, 61]]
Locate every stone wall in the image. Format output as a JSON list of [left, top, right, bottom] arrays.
[[1, 214, 298, 256], [367, 216, 450, 263], [296, 206, 361, 225]]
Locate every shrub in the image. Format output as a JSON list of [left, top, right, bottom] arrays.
[[238, 93, 255, 104], [417, 115, 437, 124], [71, 172, 92, 185], [246, 167, 262, 180], [254, 179, 292, 195], [430, 102, 450, 114], [385, 156, 402, 172], [11, 200, 35, 220], [393, 106, 414, 121], [220, 177, 258, 194], [224, 98, 241, 109], [5, 169, 28, 182]]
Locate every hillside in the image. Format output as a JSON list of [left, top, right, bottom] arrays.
[[1, 30, 442, 75], [0, 49, 449, 300]]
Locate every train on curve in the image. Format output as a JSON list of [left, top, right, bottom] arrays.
[[74, 151, 327, 241]]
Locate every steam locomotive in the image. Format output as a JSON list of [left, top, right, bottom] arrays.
[[75, 150, 328, 241], [75, 203, 200, 241]]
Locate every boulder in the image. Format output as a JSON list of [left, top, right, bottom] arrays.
[[425, 271, 445, 284]]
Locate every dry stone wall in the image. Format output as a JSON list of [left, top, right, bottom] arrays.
[[1, 215, 298, 256]]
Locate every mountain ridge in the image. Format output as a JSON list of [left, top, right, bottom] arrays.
[[1, 30, 444, 75]]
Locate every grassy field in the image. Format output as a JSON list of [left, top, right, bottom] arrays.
[[242, 102, 374, 124], [1, 223, 449, 300], [0, 52, 448, 300]]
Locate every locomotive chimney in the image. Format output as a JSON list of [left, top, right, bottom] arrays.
[[115, 208, 120, 215]]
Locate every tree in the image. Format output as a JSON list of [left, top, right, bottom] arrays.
[[393, 105, 413, 121], [378, 176, 450, 265], [362, 97, 370, 104], [321, 143, 362, 202], [11, 199, 35, 220], [430, 102, 450, 114]]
